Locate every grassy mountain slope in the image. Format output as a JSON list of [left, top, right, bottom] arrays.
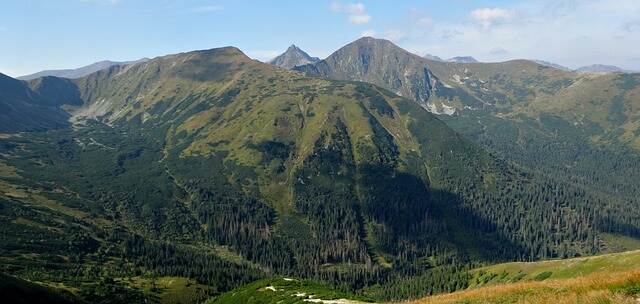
[[17, 58, 149, 81], [412, 250, 640, 304], [298, 38, 640, 151], [2, 46, 635, 302], [432, 61, 640, 201], [469, 249, 640, 287], [0, 73, 72, 132], [424, 55, 640, 151], [296, 37, 640, 209]]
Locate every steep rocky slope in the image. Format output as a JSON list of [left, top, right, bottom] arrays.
[[269, 45, 320, 69]]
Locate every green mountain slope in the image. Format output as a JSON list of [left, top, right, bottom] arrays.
[[0, 273, 79, 304], [296, 37, 640, 205], [17, 58, 149, 81], [429, 60, 640, 200], [207, 277, 372, 304], [414, 250, 640, 304], [469, 249, 640, 287], [0, 73, 72, 132], [1, 46, 638, 302]]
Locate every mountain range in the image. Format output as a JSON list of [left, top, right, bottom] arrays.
[[1, 38, 640, 303], [447, 56, 479, 63], [575, 64, 634, 74], [423, 54, 444, 61], [17, 58, 149, 80], [532, 60, 572, 71], [295, 37, 640, 202], [422, 54, 479, 64], [0, 73, 81, 132], [418, 55, 634, 74]]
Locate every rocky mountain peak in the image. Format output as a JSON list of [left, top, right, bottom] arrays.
[[269, 44, 320, 69]]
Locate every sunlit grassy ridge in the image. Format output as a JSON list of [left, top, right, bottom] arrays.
[[411, 250, 640, 304], [412, 270, 640, 304], [115, 276, 213, 304], [470, 250, 640, 286]]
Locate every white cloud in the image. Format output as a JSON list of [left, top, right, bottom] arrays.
[[416, 17, 434, 28], [359, 29, 405, 42], [361, 29, 376, 37], [332, 2, 365, 14], [383, 30, 406, 42], [349, 14, 371, 24], [441, 29, 462, 40], [490, 47, 509, 56], [331, 2, 371, 25], [622, 20, 640, 32], [470, 8, 514, 28], [399, 0, 640, 70], [345, 3, 365, 14], [587, 0, 640, 12]]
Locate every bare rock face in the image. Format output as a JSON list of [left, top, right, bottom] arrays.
[[269, 45, 320, 69]]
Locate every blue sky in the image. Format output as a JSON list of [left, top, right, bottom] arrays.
[[1, 0, 640, 77]]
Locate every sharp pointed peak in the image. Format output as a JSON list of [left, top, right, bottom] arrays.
[[284, 44, 309, 55], [269, 44, 319, 69]]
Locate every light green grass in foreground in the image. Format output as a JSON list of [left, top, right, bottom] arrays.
[[207, 277, 373, 304], [471, 249, 640, 287], [116, 276, 212, 304]]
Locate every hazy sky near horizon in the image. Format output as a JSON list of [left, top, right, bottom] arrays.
[[1, 0, 640, 77]]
